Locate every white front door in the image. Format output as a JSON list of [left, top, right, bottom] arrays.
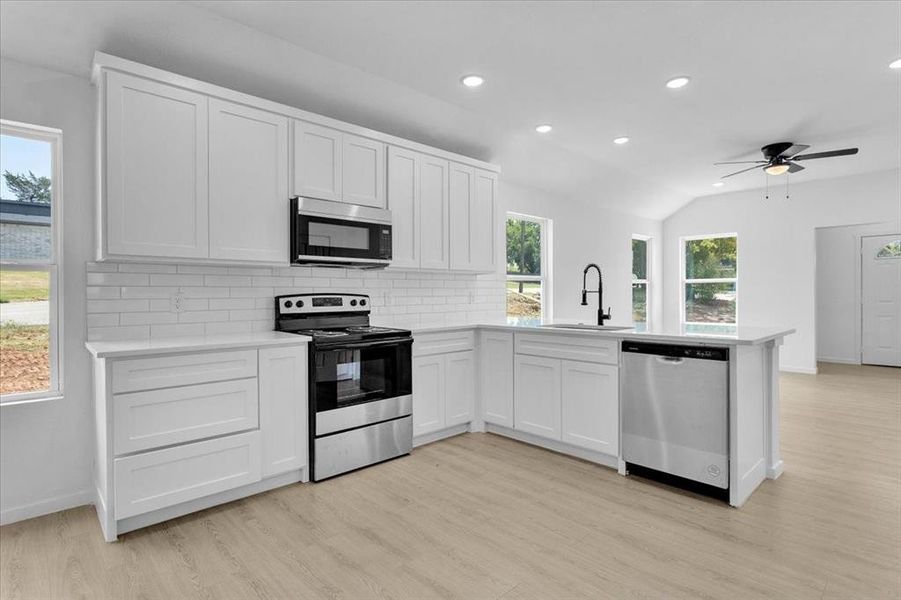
[[861, 234, 901, 366]]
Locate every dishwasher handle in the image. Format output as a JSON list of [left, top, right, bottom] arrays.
[[655, 356, 685, 365]]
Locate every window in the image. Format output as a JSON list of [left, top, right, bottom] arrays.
[[631, 236, 650, 332], [506, 213, 549, 326], [876, 240, 901, 259], [0, 121, 62, 402], [681, 234, 737, 334]]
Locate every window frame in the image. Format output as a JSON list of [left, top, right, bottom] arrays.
[[505, 212, 551, 325], [679, 232, 738, 332], [0, 120, 64, 405], [631, 234, 651, 330]]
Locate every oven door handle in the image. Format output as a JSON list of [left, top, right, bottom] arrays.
[[317, 337, 413, 351]]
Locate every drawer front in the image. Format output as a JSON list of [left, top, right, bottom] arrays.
[[515, 333, 618, 364], [413, 330, 475, 356], [112, 350, 258, 393], [114, 430, 262, 519], [114, 378, 259, 455]]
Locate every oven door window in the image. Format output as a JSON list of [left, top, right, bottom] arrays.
[[314, 342, 411, 411], [297, 215, 381, 259]]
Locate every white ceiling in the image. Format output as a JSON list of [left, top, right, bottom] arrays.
[[1, 1, 899, 219]]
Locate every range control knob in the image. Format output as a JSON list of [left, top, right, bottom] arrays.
[[360, 299, 367, 306], [298, 300, 304, 308], [284, 300, 293, 308], [350, 299, 358, 306]]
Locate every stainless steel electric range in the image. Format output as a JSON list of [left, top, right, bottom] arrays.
[[274, 293, 413, 481]]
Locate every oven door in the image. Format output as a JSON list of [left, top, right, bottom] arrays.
[[291, 198, 392, 266], [312, 338, 412, 435]]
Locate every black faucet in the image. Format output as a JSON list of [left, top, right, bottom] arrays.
[[581, 263, 612, 326]]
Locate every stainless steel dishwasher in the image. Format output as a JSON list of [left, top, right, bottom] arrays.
[[621, 341, 730, 489]]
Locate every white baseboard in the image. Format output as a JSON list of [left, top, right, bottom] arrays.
[[779, 365, 818, 375], [0, 489, 93, 526], [816, 357, 861, 365], [413, 423, 470, 448], [484, 424, 619, 470]]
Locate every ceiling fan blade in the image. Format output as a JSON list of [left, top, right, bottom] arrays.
[[787, 161, 805, 173], [721, 164, 763, 179], [713, 160, 767, 165], [780, 144, 810, 158], [791, 148, 859, 161]]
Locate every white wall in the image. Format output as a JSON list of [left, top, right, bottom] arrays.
[[663, 169, 901, 373], [815, 222, 901, 364], [0, 57, 95, 523], [501, 181, 663, 329]]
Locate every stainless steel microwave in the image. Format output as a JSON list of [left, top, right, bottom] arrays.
[[290, 197, 392, 268]]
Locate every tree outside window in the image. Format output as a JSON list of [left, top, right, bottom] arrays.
[[632, 236, 650, 332], [506, 214, 548, 326], [681, 235, 737, 334]]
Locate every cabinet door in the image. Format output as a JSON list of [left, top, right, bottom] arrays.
[[343, 134, 386, 208], [105, 71, 209, 258], [412, 355, 444, 436], [471, 169, 498, 272], [480, 332, 514, 427], [259, 346, 308, 478], [419, 155, 450, 270], [293, 121, 342, 201], [445, 351, 475, 426], [387, 146, 420, 268], [561, 361, 619, 455], [514, 355, 561, 439], [448, 162, 475, 270], [209, 99, 289, 263]]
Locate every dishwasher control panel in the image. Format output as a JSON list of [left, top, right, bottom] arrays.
[[621, 341, 729, 361]]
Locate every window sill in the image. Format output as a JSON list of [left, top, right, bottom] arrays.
[[0, 392, 64, 407]]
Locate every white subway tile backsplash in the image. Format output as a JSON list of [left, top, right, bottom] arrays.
[[86, 262, 504, 341]]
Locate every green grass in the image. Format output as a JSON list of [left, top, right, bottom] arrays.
[[0, 322, 49, 351], [0, 270, 48, 303]]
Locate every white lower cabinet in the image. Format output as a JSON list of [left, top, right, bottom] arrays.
[[479, 331, 514, 427], [259, 346, 308, 477], [115, 430, 262, 520], [514, 354, 562, 439], [412, 354, 446, 436], [445, 351, 476, 426], [561, 361, 619, 454]]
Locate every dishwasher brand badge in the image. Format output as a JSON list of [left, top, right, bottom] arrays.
[[707, 464, 721, 478]]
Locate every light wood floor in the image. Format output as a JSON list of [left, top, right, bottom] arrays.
[[1, 363, 899, 600]]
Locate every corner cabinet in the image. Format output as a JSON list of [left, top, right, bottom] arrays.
[[479, 331, 514, 427], [449, 163, 497, 272], [411, 331, 476, 439], [103, 70, 210, 259]]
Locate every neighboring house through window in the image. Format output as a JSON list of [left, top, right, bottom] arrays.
[[681, 233, 737, 334], [0, 120, 62, 402], [506, 213, 549, 326]]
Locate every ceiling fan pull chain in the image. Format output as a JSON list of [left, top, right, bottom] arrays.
[[785, 176, 790, 200], [765, 173, 769, 200]]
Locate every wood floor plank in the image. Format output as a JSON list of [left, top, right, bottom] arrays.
[[1, 363, 898, 599]]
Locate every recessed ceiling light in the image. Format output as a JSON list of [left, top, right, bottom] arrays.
[[890, 58, 901, 70], [613, 136, 630, 145], [665, 76, 691, 89], [712, 182, 724, 187], [461, 74, 484, 88], [535, 124, 553, 133]]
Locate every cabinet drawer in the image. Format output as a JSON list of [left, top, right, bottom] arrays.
[[113, 378, 259, 455], [515, 333, 618, 365], [114, 430, 261, 519], [112, 350, 258, 393], [413, 330, 475, 356]]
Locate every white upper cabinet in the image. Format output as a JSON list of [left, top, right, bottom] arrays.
[[561, 361, 619, 455], [449, 163, 497, 272], [293, 121, 342, 202], [293, 122, 386, 208], [104, 71, 209, 258], [209, 99, 289, 263], [342, 133, 386, 208], [387, 146, 420, 268], [472, 169, 498, 272], [419, 155, 450, 270]]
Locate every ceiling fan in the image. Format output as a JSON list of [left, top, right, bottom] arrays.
[[715, 142, 859, 179]]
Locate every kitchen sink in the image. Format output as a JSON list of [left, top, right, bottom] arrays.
[[540, 323, 633, 331]]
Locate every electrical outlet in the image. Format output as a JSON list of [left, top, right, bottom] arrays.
[[170, 290, 185, 313]]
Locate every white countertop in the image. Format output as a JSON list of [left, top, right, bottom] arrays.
[[85, 331, 311, 358], [412, 322, 795, 346]]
